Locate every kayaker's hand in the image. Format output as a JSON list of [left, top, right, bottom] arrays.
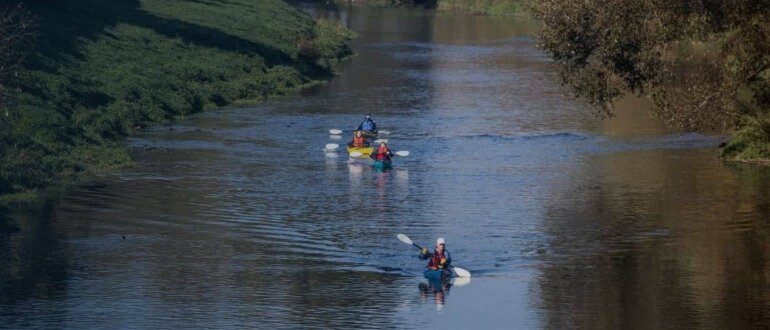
[[421, 248, 428, 256], [440, 258, 446, 266]]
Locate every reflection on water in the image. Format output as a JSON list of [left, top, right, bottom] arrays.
[[2, 4, 770, 330], [419, 280, 452, 311], [539, 149, 770, 329], [416, 277, 471, 312]]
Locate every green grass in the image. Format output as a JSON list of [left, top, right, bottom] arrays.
[[0, 0, 353, 200]]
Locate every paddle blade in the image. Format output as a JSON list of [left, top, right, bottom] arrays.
[[374, 139, 388, 144], [349, 151, 363, 157], [453, 276, 471, 287], [379, 130, 391, 135], [396, 234, 413, 245], [395, 150, 409, 157], [325, 143, 339, 150], [329, 129, 342, 135], [453, 267, 471, 278]]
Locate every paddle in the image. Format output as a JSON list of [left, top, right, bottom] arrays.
[[325, 143, 339, 151], [396, 234, 471, 278], [374, 139, 388, 144]]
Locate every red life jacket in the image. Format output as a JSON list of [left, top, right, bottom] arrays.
[[352, 135, 366, 147], [427, 250, 447, 270], [374, 145, 390, 160]]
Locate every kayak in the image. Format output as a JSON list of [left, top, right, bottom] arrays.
[[360, 130, 378, 139], [423, 268, 452, 282], [372, 159, 392, 169], [347, 146, 374, 156]]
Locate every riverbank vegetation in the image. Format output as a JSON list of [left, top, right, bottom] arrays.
[[0, 0, 353, 201], [534, 1, 770, 162]]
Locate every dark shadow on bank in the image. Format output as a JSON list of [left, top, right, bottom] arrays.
[[26, 0, 301, 69], [412, 0, 438, 9], [20, 0, 331, 100], [289, 0, 437, 9]]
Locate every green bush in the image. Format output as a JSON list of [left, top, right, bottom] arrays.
[[721, 115, 770, 162]]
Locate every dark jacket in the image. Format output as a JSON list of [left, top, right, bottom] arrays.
[[371, 147, 393, 160], [421, 249, 452, 269], [358, 118, 377, 132]]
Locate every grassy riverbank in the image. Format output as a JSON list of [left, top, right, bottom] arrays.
[[0, 0, 353, 203]]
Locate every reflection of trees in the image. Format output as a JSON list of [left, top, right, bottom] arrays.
[[0, 204, 19, 234], [0, 174, 406, 327], [538, 150, 770, 328], [0, 204, 72, 329]]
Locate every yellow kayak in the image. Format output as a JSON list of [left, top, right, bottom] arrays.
[[347, 146, 374, 156]]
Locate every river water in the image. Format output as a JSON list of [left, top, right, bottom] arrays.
[[2, 4, 770, 329]]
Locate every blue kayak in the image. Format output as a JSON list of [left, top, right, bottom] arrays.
[[423, 268, 452, 282], [372, 159, 392, 169], [360, 130, 378, 139]]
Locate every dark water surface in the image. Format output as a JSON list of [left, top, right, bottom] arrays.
[[3, 5, 770, 329]]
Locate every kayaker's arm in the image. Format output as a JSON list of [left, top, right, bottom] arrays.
[[418, 247, 430, 260]]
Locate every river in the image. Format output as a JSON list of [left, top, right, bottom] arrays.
[[2, 4, 769, 329]]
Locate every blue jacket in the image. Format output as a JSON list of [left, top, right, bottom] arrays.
[[358, 118, 377, 132]]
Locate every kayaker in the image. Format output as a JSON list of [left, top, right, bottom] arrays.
[[357, 114, 377, 133], [371, 142, 393, 161], [420, 237, 452, 270], [348, 130, 369, 147]]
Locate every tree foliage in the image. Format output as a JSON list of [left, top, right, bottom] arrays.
[[0, 3, 34, 111], [534, 0, 770, 136]]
